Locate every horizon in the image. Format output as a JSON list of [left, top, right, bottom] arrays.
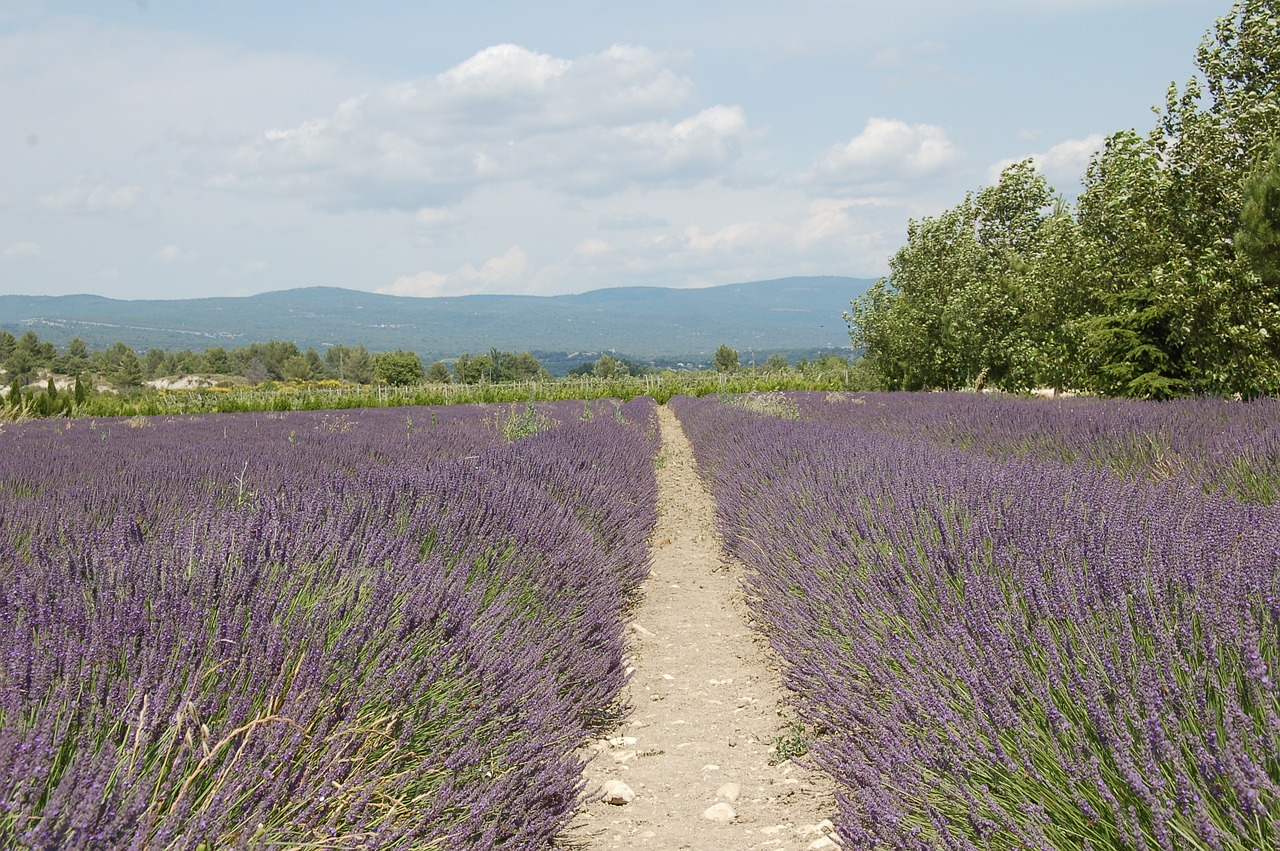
[[2, 1, 1221, 302], [2, 273, 871, 304]]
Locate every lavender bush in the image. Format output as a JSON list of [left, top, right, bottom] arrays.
[[795, 391, 1280, 503], [673, 392, 1280, 850], [0, 400, 658, 849]]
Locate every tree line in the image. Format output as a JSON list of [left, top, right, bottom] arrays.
[[0, 329, 559, 393], [848, 0, 1280, 398]]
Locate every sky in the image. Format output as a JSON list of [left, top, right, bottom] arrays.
[[0, 0, 1225, 302]]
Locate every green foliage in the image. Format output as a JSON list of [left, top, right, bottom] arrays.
[[848, 161, 1069, 392], [99, 342, 143, 388], [452, 349, 544, 384], [851, 1, 1280, 399], [712, 344, 739, 373], [592, 354, 620, 379], [1237, 136, 1280, 286], [372, 349, 425, 386], [426, 360, 452, 383]]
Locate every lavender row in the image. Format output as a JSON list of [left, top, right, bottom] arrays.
[[785, 391, 1280, 503], [671, 393, 1280, 850], [0, 399, 658, 849]]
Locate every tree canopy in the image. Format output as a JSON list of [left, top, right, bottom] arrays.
[[848, 0, 1280, 398]]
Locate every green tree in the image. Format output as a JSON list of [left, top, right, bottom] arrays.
[[1147, 0, 1280, 395], [427, 360, 452, 383], [100, 342, 143, 388], [4, 348, 38, 385], [55, 338, 91, 376], [765, 353, 790, 371], [203, 346, 232, 374], [1237, 136, 1280, 287], [373, 349, 425, 386], [324, 344, 375, 383], [712, 344, 739, 373], [143, 348, 166, 379], [453, 353, 492, 384], [280, 355, 313, 382], [303, 347, 329, 379], [846, 163, 1057, 392], [14, 330, 55, 367], [1076, 130, 1189, 398], [593, 354, 621, 379]]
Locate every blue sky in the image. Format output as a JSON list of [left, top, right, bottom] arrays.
[[1, 0, 1223, 301]]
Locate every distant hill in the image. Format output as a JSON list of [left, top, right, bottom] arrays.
[[0, 276, 867, 365]]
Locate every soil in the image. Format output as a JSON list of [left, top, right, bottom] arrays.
[[562, 405, 838, 850]]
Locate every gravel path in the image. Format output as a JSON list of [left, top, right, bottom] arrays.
[[563, 404, 838, 850]]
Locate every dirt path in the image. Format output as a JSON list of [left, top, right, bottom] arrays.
[[563, 405, 838, 850]]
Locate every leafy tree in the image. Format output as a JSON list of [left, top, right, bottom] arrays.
[[1075, 130, 1188, 398], [427, 360, 452, 383], [847, 162, 1059, 391], [100, 342, 143, 388], [712, 344, 739, 373], [765, 353, 790, 371], [373, 349, 425, 386], [143, 348, 166, 379], [324, 344, 375, 383], [203, 346, 232, 374], [453, 353, 492, 384], [593, 354, 621, 379], [0, 332, 14, 364], [55, 338, 91, 376], [15, 330, 55, 366], [303, 347, 329, 379], [166, 349, 202, 376], [4, 348, 38, 385], [1237, 136, 1280, 287], [280, 355, 314, 382], [1143, 0, 1280, 395], [6, 376, 22, 411], [452, 349, 544, 383]]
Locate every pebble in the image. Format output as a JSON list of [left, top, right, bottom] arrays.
[[601, 780, 635, 805], [799, 819, 835, 835], [715, 782, 741, 802], [808, 838, 838, 850], [701, 802, 736, 822]]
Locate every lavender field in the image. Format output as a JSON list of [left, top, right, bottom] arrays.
[[0, 400, 658, 849], [672, 392, 1280, 850]]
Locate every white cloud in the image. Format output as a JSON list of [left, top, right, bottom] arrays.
[[155, 244, 192, 263], [415, 207, 458, 228], [988, 133, 1105, 187], [223, 44, 750, 210], [39, 179, 141, 214], [810, 117, 962, 190], [380, 246, 530, 297], [3, 241, 40, 259], [573, 238, 613, 257]]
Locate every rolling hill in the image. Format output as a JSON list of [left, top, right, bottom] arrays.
[[1, 276, 868, 366]]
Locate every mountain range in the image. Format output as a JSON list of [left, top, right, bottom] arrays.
[[1, 276, 868, 367]]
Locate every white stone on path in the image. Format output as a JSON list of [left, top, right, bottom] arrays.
[[701, 802, 736, 822], [601, 780, 635, 805], [715, 782, 741, 802]]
